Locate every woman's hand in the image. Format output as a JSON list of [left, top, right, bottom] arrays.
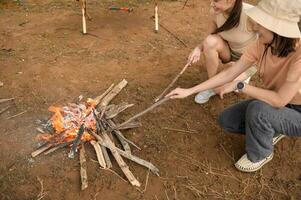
[[166, 88, 193, 99], [219, 81, 239, 99], [188, 46, 201, 64]]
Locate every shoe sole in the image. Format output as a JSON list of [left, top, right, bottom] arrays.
[[235, 153, 274, 173], [272, 135, 285, 145]]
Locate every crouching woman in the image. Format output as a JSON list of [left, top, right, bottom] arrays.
[[167, 0, 301, 172]]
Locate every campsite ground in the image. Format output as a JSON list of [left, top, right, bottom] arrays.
[[0, 0, 301, 199]]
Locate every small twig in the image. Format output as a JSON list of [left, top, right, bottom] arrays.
[[7, 110, 27, 119], [151, 17, 188, 48], [165, 190, 170, 200], [173, 186, 178, 200], [0, 106, 10, 115], [36, 176, 47, 200], [143, 169, 150, 193], [99, 168, 127, 183], [219, 143, 235, 162], [0, 98, 14, 103], [162, 127, 197, 134], [182, 0, 190, 9], [154, 62, 191, 102]]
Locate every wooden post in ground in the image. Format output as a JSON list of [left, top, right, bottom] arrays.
[[81, 0, 87, 34], [154, 3, 159, 33]]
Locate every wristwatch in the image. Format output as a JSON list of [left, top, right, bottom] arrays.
[[236, 81, 245, 92]]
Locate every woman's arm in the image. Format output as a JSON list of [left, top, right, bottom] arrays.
[[242, 64, 301, 107], [166, 58, 253, 99]]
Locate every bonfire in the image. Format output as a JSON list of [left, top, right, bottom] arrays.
[[31, 79, 165, 190]]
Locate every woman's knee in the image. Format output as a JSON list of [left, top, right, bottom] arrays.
[[246, 100, 271, 121], [203, 34, 221, 52]]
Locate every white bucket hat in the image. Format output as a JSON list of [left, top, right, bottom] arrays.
[[245, 0, 301, 38]]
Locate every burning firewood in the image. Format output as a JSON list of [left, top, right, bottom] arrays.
[[79, 144, 88, 190], [32, 79, 163, 189]]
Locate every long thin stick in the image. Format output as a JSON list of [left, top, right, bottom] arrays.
[[0, 106, 10, 115], [0, 98, 14, 103], [152, 19, 188, 48], [115, 97, 170, 130], [154, 62, 190, 102], [7, 110, 27, 120]]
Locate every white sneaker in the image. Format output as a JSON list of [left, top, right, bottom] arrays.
[[194, 89, 215, 104], [235, 153, 274, 172], [272, 134, 285, 145]]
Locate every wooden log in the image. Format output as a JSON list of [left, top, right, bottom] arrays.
[[31, 144, 53, 158], [90, 140, 106, 168], [107, 119, 141, 150], [105, 102, 134, 119], [107, 119, 131, 153], [94, 84, 115, 105], [102, 133, 141, 187], [100, 79, 128, 107], [80, 145, 88, 190], [115, 147, 159, 176], [90, 131, 158, 176], [115, 97, 170, 130], [101, 145, 112, 168]]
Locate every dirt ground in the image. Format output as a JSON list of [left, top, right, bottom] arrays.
[[0, 0, 301, 199]]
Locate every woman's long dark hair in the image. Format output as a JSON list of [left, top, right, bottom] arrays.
[[212, 0, 242, 34], [260, 34, 298, 67]]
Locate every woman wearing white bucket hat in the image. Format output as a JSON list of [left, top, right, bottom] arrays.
[[166, 0, 301, 172]]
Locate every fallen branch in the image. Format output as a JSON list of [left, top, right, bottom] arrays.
[[154, 62, 190, 102]]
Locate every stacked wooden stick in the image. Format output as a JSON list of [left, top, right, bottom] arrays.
[[32, 79, 162, 190]]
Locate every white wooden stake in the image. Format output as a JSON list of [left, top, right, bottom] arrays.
[[81, 0, 87, 34], [155, 4, 159, 33], [82, 9, 87, 34]]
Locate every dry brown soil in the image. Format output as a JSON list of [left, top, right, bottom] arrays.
[[0, 0, 301, 199]]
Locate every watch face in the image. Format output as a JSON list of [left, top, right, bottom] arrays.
[[237, 82, 244, 90]]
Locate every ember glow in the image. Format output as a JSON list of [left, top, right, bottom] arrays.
[[37, 100, 97, 145]]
